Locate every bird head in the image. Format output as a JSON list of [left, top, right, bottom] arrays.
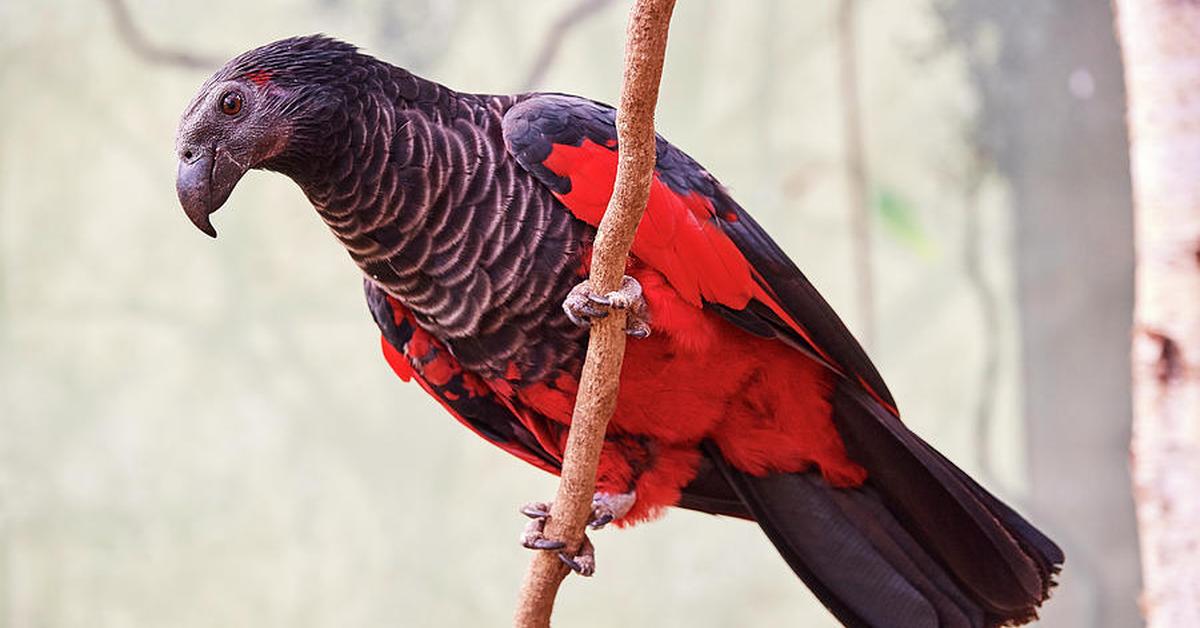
[[174, 35, 359, 237]]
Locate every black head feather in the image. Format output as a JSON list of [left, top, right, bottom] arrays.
[[218, 35, 367, 88], [175, 35, 388, 233]]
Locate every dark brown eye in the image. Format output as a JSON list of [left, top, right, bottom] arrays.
[[220, 91, 243, 116]]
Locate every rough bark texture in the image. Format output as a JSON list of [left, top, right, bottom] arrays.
[[512, 1, 676, 625], [1117, 2, 1200, 626]]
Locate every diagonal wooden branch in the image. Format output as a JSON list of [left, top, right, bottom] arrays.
[[100, 0, 221, 70], [520, 0, 618, 91], [513, 0, 676, 626]]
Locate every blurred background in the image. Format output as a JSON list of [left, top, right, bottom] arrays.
[[0, 1, 1137, 626]]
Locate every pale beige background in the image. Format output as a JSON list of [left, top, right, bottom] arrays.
[[1, 1, 1138, 626]]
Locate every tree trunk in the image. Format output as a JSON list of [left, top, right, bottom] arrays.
[[1116, 2, 1200, 626]]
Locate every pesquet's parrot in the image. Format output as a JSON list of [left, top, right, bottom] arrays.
[[175, 36, 1062, 627]]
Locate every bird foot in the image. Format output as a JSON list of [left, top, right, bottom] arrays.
[[562, 276, 651, 338], [518, 491, 637, 577]]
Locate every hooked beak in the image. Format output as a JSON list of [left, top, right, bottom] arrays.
[[175, 145, 248, 238]]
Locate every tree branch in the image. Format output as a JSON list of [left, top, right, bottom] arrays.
[[512, 1, 676, 625], [836, 0, 875, 349], [100, 0, 220, 70], [960, 154, 1001, 480], [520, 0, 618, 92]]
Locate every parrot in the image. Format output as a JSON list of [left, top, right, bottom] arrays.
[[175, 35, 1062, 627]]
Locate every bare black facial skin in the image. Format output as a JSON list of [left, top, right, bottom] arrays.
[[175, 75, 294, 237]]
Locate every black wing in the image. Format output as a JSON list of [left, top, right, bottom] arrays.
[[503, 93, 896, 413]]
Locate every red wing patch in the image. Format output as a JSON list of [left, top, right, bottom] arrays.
[[543, 139, 755, 309], [501, 93, 899, 420], [541, 139, 840, 367], [368, 287, 565, 475]]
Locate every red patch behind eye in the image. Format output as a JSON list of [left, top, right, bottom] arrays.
[[243, 70, 272, 87]]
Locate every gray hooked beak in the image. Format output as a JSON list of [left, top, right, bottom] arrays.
[[175, 145, 248, 238]]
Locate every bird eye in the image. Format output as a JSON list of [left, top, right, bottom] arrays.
[[220, 91, 243, 116]]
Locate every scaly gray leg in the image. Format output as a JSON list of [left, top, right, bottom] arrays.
[[562, 276, 651, 339], [518, 491, 637, 577]]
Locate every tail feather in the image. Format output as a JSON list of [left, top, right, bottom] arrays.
[[706, 443, 982, 628], [925, 446, 1064, 591], [829, 381, 1061, 621], [826, 482, 984, 627], [687, 380, 1062, 627]]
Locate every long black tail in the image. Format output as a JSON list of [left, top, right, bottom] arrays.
[[688, 381, 1063, 627]]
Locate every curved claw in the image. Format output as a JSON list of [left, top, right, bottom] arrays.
[[626, 323, 651, 339], [557, 535, 596, 577], [578, 304, 610, 319], [586, 293, 611, 306], [589, 491, 636, 530], [563, 276, 651, 338], [520, 502, 551, 519], [518, 491, 634, 578], [588, 513, 614, 530], [527, 537, 567, 551], [521, 513, 567, 550], [557, 552, 584, 572], [563, 306, 588, 328]]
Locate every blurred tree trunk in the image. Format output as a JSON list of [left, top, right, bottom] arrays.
[[1116, 3, 1200, 626], [940, 2, 1139, 626]]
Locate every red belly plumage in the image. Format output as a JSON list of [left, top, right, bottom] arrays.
[[511, 265, 866, 523]]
